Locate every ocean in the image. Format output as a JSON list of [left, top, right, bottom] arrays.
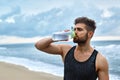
[[0, 40, 120, 80]]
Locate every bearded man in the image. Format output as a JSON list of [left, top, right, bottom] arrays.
[[35, 17, 109, 80]]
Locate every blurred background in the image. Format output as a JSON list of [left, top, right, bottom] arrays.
[[0, 0, 120, 43], [0, 0, 120, 80]]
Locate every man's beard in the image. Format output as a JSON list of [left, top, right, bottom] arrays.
[[73, 33, 88, 44]]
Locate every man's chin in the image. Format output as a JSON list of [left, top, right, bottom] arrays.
[[73, 39, 87, 44], [73, 40, 80, 43]]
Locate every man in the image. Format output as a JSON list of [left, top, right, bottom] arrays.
[[35, 17, 109, 80]]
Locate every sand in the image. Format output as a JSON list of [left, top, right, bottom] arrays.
[[0, 62, 63, 80]]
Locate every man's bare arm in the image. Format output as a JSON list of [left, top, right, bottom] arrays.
[[97, 53, 109, 80], [35, 37, 63, 55]]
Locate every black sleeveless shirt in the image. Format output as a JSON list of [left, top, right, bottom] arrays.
[[64, 46, 98, 80]]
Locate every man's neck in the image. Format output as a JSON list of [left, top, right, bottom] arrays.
[[76, 42, 93, 54]]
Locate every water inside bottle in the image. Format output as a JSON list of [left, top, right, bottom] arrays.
[[52, 31, 70, 41], [52, 27, 75, 41]]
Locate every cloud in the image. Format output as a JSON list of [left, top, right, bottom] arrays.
[[101, 9, 114, 18], [0, 0, 120, 38], [0, 0, 73, 15], [5, 17, 15, 23], [90, 0, 120, 9], [0, 6, 21, 20], [0, 19, 2, 22]]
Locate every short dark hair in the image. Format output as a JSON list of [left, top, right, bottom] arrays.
[[74, 17, 96, 32]]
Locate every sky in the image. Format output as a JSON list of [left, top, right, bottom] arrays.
[[0, 0, 120, 43]]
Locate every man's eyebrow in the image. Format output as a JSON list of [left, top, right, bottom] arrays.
[[74, 27, 83, 30]]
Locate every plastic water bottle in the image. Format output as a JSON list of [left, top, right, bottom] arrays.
[[52, 27, 75, 41]]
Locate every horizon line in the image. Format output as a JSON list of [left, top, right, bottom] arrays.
[[0, 35, 120, 44]]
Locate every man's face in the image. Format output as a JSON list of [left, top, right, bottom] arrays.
[[73, 23, 88, 44]]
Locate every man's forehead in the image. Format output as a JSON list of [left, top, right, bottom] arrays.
[[74, 23, 86, 28]]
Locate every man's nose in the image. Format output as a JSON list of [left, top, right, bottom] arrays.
[[74, 29, 78, 34], [74, 30, 78, 37]]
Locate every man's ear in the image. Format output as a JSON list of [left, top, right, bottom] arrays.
[[88, 31, 94, 38]]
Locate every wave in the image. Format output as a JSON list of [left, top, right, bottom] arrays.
[[0, 41, 120, 79], [0, 56, 64, 76], [0, 47, 7, 50], [0, 55, 120, 79], [110, 74, 120, 80]]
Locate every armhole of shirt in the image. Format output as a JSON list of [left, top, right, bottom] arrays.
[[64, 46, 76, 62], [94, 50, 98, 75]]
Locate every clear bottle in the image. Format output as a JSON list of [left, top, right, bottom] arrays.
[[52, 27, 75, 41]]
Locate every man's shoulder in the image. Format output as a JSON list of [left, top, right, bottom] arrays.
[[97, 52, 107, 61], [58, 44, 72, 49], [58, 44, 73, 60], [60, 44, 73, 53], [96, 52, 108, 69]]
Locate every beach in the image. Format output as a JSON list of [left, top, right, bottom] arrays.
[[0, 62, 63, 80], [0, 41, 120, 80]]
